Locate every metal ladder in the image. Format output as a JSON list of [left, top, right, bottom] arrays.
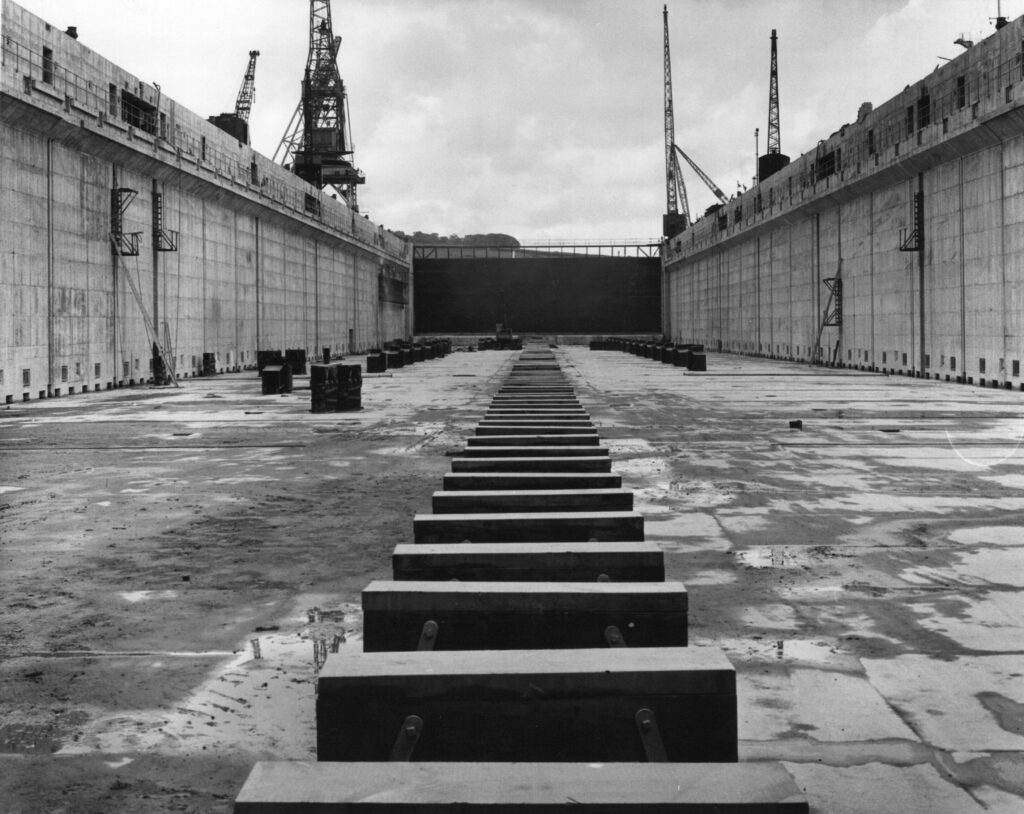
[[109, 234, 178, 387], [812, 262, 842, 366]]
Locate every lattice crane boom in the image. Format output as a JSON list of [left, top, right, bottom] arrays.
[[663, 5, 689, 234], [673, 144, 727, 206], [235, 50, 260, 123], [767, 29, 781, 155]]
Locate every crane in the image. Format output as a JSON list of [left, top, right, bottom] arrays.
[[662, 5, 689, 237], [767, 30, 780, 157], [672, 144, 727, 206], [274, 0, 364, 210], [207, 49, 260, 144], [758, 29, 790, 182], [235, 50, 260, 122]]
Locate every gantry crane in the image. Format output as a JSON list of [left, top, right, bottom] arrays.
[[207, 49, 260, 144], [274, 0, 364, 210]]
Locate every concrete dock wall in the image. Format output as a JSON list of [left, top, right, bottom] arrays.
[[0, 0, 411, 402], [664, 17, 1024, 388]]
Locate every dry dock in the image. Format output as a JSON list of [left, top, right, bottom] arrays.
[[1, 347, 1023, 812]]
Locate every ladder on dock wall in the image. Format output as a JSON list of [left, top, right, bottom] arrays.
[[108, 234, 179, 388], [812, 263, 842, 366]]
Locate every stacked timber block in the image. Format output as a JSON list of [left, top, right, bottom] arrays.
[[590, 338, 708, 372], [285, 348, 308, 375], [260, 364, 292, 395], [375, 338, 451, 373], [309, 361, 362, 412], [234, 345, 808, 813]]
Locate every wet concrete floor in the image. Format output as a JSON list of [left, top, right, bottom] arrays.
[[1, 347, 1023, 812]]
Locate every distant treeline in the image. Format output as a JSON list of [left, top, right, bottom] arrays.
[[393, 231, 520, 247]]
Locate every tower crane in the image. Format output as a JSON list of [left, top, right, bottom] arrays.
[[662, 7, 727, 236], [235, 50, 260, 122], [274, 0, 364, 210], [758, 29, 789, 182], [207, 49, 260, 144], [662, 5, 689, 237]]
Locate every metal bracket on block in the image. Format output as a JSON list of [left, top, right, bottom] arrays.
[[635, 708, 668, 762], [417, 620, 439, 651], [605, 625, 627, 647], [390, 714, 423, 761]]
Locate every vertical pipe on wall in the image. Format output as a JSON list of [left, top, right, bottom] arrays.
[[907, 180, 916, 374], [917, 173, 926, 377], [303, 240, 309, 354], [201, 200, 207, 355], [869, 191, 875, 369], [151, 179, 160, 346], [234, 211, 240, 368], [814, 213, 821, 361], [959, 157, 966, 381], [835, 206, 842, 364], [755, 236, 761, 354], [255, 217, 261, 353], [111, 166, 119, 384], [46, 138, 54, 395], [998, 141, 1007, 384], [661, 246, 669, 337], [314, 241, 320, 352]]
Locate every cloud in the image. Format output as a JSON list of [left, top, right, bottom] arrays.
[[14, 0, 1021, 240]]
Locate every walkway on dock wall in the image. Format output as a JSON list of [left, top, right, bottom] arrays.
[[663, 16, 1024, 391], [0, 0, 411, 404]]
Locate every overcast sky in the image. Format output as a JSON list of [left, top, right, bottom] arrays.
[[14, 0, 1017, 240]]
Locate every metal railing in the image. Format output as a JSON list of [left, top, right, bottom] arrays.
[[414, 239, 661, 260]]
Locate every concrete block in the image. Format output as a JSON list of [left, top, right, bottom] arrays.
[[316, 646, 736, 761], [442, 472, 621, 490], [362, 579, 686, 650], [391, 541, 664, 582], [450, 456, 613, 473], [431, 488, 633, 514], [412, 510, 644, 543], [466, 434, 600, 447], [236, 761, 807, 813]]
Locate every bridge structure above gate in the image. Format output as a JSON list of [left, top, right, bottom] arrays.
[[413, 239, 662, 260]]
